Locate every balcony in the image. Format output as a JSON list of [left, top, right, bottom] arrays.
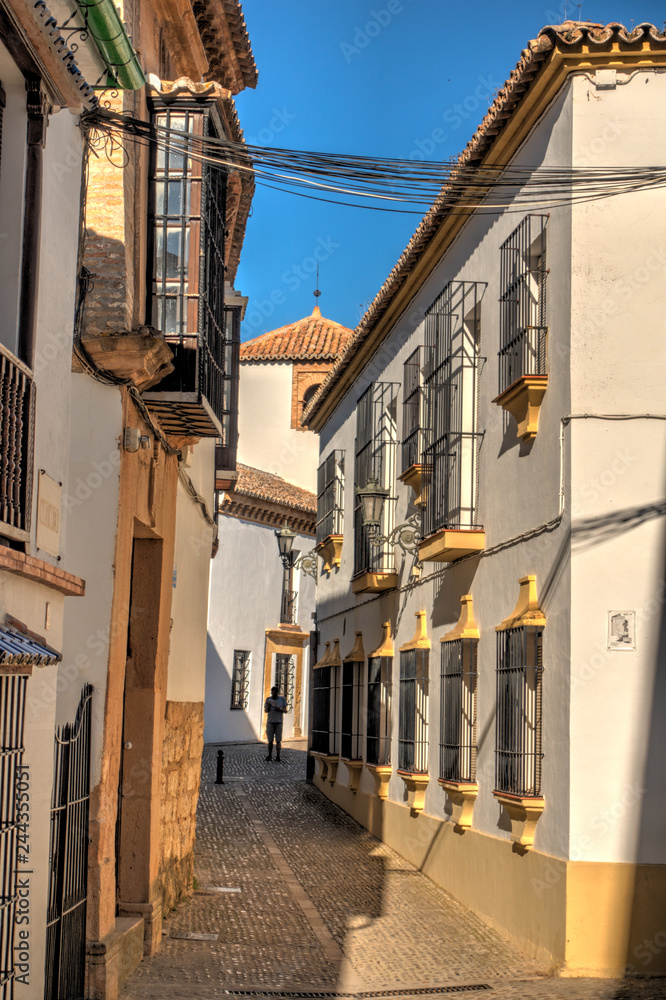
[[0, 344, 34, 543]]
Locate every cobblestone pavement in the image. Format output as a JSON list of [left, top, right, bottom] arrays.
[[120, 743, 666, 1000]]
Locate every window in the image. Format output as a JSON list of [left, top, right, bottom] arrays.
[[312, 653, 339, 755], [498, 215, 548, 393], [340, 659, 363, 760], [354, 382, 398, 576], [147, 99, 229, 432], [275, 653, 295, 711], [401, 347, 426, 473], [440, 638, 477, 782], [422, 281, 483, 539], [230, 650, 250, 710], [215, 301, 241, 472], [398, 648, 429, 773], [302, 383, 320, 414], [495, 625, 543, 796], [366, 653, 392, 766], [316, 450, 344, 543]]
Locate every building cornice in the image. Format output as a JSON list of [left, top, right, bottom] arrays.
[[220, 493, 315, 536], [305, 22, 666, 432]]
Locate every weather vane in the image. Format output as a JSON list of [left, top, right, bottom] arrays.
[[314, 262, 321, 301]]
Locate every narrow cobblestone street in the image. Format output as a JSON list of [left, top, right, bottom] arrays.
[[120, 744, 666, 1000]]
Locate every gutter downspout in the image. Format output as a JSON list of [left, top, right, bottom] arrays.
[[74, 0, 145, 91]]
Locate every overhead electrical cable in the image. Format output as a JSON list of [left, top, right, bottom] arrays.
[[81, 107, 666, 216]]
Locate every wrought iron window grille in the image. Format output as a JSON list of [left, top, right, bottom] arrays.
[[366, 655, 392, 767], [401, 347, 426, 474], [230, 650, 250, 710], [398, 649, 429, 774], [495, 625, 544, 796], [312, 664, 339, 756], [145, 100, 231, 438], [0, 345, 35, 539], [340, 660, 363, 760], [316, 450, 345, 544], [353, 382, 399, 578], [422, 280, 484, 540], [279, 588, 298, 625], [275, 654, 295, 712], [498, 215, 549, 393], [0, 674, 28, 1000], [440, 639, 478, 783]]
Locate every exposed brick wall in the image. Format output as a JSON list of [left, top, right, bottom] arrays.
[[82, 95, 135, 335], [160, 701, 204, 912], [290, 361, 333, 430]]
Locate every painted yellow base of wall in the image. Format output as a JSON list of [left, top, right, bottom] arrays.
[[313, 774, 666, 978]]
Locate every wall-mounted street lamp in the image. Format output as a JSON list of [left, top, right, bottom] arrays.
[[356, 478, 422, 574], [275, 522, 318, 580]]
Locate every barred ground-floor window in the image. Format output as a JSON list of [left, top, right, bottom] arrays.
[[230, 650, 250, 710], [440, 637, 477, 782], [398, 648, 429, 774], [495, 625, 543, 796]]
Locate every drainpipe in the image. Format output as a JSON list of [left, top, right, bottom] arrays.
[[73, 0, 145, 91]]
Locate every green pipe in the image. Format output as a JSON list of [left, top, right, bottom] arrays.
[[75, 0, 145, 90]]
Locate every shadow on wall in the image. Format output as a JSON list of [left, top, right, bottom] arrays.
[[204, 633, 258, 743]]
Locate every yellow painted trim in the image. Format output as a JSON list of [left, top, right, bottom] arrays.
[[438, 779, 479, 830], [397, 771, 429, 814], [342, 759, 364, 794], [365, 763, 392, 799], [313, 640, 331, 670], [493, 375, 548, 441], [262, 630, 307, 740], [397, 463, 424, 506], [497, 575, 546, 631], [343, 631, 365, 663], [330, 639, 341, 667], [368, 620, 393, 659], [311, 751, 339, 784], [493, 791, 545, 849], [399, 609, 431, 651], [315, 534, 343, 573], [418, 528, 485, 563], [441, 594, 479, 642], [352, 570, 398, 594], [309, 45, 666, 436]]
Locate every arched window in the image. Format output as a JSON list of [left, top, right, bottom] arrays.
[[302, 383, 321, 414]]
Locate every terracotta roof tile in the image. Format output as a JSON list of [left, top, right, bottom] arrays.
[[304, 21, 666, 425], [240, 306, 353, 362], [231, 464, 316, 514]]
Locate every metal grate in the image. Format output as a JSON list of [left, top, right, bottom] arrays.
[[216, 304, 241, 471], [275, 654, 295, 712], [440, 639, 477, 782], [224, 985, 492, 997], [45, 684, 93, 1000], [366, 655, 392, 766], [0, 345, 35, 536], [353, 382, 398, 577], [316, 450, 345, 544], [401, 347, 425, 473], [280, 589, 298, 626], [499, 214, 548, 392], [398, 649, 429, 774], [340, 660, 363, 760], [147, 105, 229, 436], [312, 664, 339, 756], [422, 281, 483, 540], [230, 650, 250, 710], [0, 674, 27, 1000], [495, 626, 543, 796]]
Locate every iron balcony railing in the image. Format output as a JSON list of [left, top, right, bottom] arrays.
[[143, 103, 238, 441], [353, 382, 398, 577], [0, 344, 34, 539], [280, 590, 297, 625], [499, 214, 548, 393]]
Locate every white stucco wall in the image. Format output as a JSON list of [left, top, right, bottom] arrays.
[[315, 83, 575, 860], [238, 361, 319, 492], [167, 439, 216, 704], [205, 515, 315, 743], [567, 70, 666, 866]]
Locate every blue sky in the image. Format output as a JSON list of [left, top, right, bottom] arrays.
[[235, 1, 665, 341]]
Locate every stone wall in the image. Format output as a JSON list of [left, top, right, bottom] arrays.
[[160, 700, 204, 912]]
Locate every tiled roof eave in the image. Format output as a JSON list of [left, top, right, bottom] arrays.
[[303, 21, 666, 429]]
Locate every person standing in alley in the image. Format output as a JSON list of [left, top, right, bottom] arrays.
[[264, 685, 287, 761]]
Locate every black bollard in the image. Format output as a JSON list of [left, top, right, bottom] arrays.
[[215, 749, 225, 784]]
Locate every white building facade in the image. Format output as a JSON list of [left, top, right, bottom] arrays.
[[305, 22, 666, 978]]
